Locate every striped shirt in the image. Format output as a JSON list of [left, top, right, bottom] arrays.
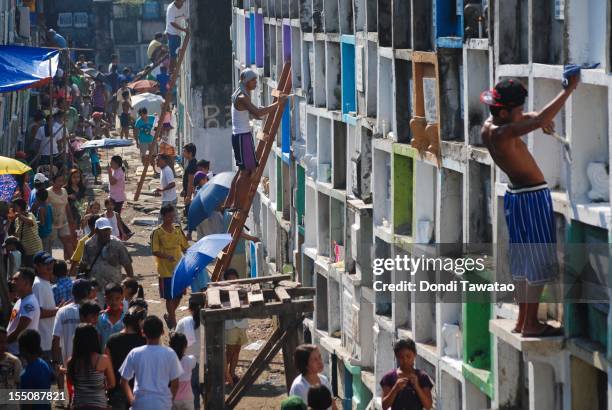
[[71, 355, 108, 409], [15, 212, 43, 256]]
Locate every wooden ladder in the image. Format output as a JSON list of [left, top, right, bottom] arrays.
[[133, 30, 192, 201], [210, 62, 292, 282]]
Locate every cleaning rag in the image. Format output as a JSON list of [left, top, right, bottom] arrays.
[[562, 63, 600, 88]]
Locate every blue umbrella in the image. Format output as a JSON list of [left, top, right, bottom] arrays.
[[187, 171, 235, 231], [170, 233, 232, 298], [80, 138, 133, 149]]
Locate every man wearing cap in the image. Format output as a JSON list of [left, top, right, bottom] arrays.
[[81, 218, 133, 306], [32, 251, 61, 361], [480, 74, 580, 337], [52, 278, 95, 392], [29, 173, 49, 209], [223, 68, 286, 213]]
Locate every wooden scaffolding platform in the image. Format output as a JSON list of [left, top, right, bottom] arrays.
[[192, 274, 314, 410]]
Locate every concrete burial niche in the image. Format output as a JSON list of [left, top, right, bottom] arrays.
[[366, 40, 378, 118], [438, 168, 463, 244], [332, 120, 347, 189], [464, 48, 490, 146], [393, 148, 414, 236], [569, 83, 609, 204], [315, 271, 329, 330], [413, 160, 437, 243], [496, 0, 529, 64], [275, 25, 284, 78], [467, 161, 492, 243], [373, 237, 392, 316], [264, 23, 272, 77], [318, 116, 332, 183], [532, 78, 568, 192], [305, 183, 318, 248], [298, 0, 313, 31], [317, 191, 331, 256], [314, 40, 326, 107], [394, 59, 413, 143], [255, 12, 264, 67], [323, 0, 340, 33], [291, 26, 303, 86], [435, 0, 464, 48], [392, 0, 411, 49], [567, 0, 608, 71], [438, 48, 464, 141], [339, 0, 354, 34], [325, 41, 341, 111], [373, 147, 392, 231], [341, 35, 357, 114], [353, 0, 366, 32], [532, 0, 565, 65], [377, 55, 394, 137], [570, 355, 607, 409], [412, 0, 433, 51], [439, 370, 462, 410], [301, 39, 313, 100], [377, 0, 392, 47], [312, 0, 324, 32]]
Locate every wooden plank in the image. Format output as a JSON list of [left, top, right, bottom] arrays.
[[209, 274, 291, 287], [228, 290, 241, 310], [279, 313, 301, 393], [247, 291, 265, 305], [204, 320, 225, 410], [278, 280, 301, 289], [202, 299, 314, 321], [206, 288, 222, 309], [274, 287, 291, 303]]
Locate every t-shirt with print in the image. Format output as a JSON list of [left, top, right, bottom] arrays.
[[52, 303, 80, 364], [289, 374, 333, 410], [20, 358, 53, 410], [135, 115, 155, 144], [160, 165, 177, 202], [165, 2, 188, 36], [119, 344, 183, 410], [7, 293, 40, 355], [151, 225, 187, 278], [32, 276, 56, 351], [379, 368, 433, 410]]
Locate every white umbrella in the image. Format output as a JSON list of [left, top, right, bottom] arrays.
[[131, 92, 165, 117]]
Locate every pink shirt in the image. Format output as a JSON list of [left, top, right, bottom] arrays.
[[109, 168, 126, 202]]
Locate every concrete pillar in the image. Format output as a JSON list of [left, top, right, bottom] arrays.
[[493, 337, 522, 409], [528, 361, 557, 410], [373, 323, 395, 397]]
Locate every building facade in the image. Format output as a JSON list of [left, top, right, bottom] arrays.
[[231, 0, 612, 409], [0, 0, 44, 156]]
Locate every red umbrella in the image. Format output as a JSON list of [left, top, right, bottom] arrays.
[[128, 80, 159, 94]]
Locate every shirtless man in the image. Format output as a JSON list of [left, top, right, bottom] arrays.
[[480, 74, 579, 337]]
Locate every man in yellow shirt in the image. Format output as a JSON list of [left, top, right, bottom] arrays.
[[151, 204, 188, 329]]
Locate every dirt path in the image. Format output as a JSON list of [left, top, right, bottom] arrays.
[[52, 143, 288, 409]]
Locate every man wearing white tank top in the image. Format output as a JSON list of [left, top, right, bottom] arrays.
[[223, 68, 287, 213]]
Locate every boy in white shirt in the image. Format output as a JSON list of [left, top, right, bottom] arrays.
[[32, 252, 60, 360], [154, 154, 178, 223], [120, 315, 183, 410], [6, 269, 40, 355]]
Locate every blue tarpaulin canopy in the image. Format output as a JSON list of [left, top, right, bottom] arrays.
[[0, 45, 59, 93]]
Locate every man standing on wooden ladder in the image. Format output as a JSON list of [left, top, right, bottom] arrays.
[[224, 68, 286, 214], [165, 0, 189, 75]]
